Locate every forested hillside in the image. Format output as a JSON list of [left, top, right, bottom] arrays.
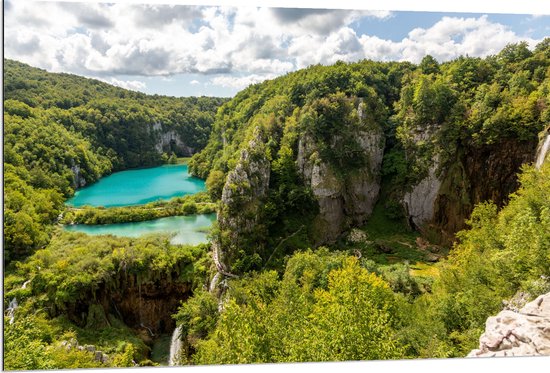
[[4, 39, 550, 370], [191, 39, 550, 273], [179, 39, 550, 362], [3, 59, 225, 261]]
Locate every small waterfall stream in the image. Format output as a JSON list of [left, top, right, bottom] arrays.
[[168, 325, 183, 366], [535, 132, 550, 169], [6, 298, 18, 324]]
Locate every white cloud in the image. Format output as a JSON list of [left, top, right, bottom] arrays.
[[210, 74, 277, 90], [190, 80, 200, 85], [3, 1, 544, 92], [396, 15, 539, 62], [97, 77, 147, 91]]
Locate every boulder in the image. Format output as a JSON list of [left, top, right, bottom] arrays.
[[468, 292, 550, 357]]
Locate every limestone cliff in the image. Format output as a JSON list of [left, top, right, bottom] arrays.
[[297, 99, 385, 242], [71, 164, 87, 189], [64, 272, 192, 337], [468, 292, 550, 357], [150, 122, 195, 157], [217, 127, 271, 270], [400, 134, 538, 244], [214, 99, 385, 270]]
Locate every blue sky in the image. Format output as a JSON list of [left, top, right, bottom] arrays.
[[4, 1, 550, 97]]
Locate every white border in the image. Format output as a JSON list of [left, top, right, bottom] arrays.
[[4, 1, 550, 373]]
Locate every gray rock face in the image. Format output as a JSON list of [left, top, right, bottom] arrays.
[[218, 128, 271, 268], [468, 292, 550, 357], [402, 157, 442, 229], [297, 100, 385, 243], [71, 164, 87, 189], [401, 125, 442, 230], [151, 122, 194, 156]]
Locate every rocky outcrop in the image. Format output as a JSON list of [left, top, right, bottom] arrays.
[[60, 339, 112, 365], [71, 164, 87, 188], [468, 292, 550, 357], [403, 157, 442, 230], [535, 129, 550, 170], [432, 138, 537, 244], [297, 100, 385, 243], [218, 128, 271, 269], [399, 124, 442, 231], [150, 122, 194, 156], [400, 126, 538, 243], [65, 274, 192, 336]]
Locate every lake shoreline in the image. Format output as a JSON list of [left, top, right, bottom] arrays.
[[63, 164, 217, 245]]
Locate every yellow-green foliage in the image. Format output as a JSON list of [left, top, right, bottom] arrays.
[[400, 163, 550, 357], [186, 250, 403, 364], [62, 192, 216, 225], [6, 233, 208, 308]]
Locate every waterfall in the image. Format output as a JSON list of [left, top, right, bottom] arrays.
[[209, 272, 220, 293], [6, 298, 18, 324], [535, 132, 550, 169], [168, 325, 183, 366]]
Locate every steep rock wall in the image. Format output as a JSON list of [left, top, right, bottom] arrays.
[[218, 128, 271, 269], [70, 164, 87, 189], [66, 273, 192, 336], [150, 122, 195, 156], [432, 138, 538, 244], [401, 135, 538, 244], [297, 119, 385, 243]]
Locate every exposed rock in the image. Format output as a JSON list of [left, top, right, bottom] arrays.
[[468, 292, 550, 357], [71, 164, 87, 189], [65, 273, 192, 336], [218, 127, 271, 270], [403, 157, 442, 230], [151, 122, 194, 156], [347, 228, 368, 244], [535, 129, 550, 170], [433, 138, 537, 245], [297, 99, 385, 243]]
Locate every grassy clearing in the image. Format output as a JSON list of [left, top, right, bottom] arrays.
[[340, 201, 444, 281]]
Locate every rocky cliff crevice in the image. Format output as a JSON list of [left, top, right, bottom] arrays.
[[217, 127, 271, 270], [297, 112, 385, 243], [150, 122, 195, 157], [401, 135, 539, 244], [66, 273, 192, 336]]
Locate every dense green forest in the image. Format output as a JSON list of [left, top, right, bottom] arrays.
[[4, 40, 550, 369], [3, 59, 225, 261]]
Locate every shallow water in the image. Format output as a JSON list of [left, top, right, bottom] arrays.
[[66, 164, 205, 207], [64, 214, 216, 245]]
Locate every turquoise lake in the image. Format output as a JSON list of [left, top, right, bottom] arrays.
[[66, 164, 204, 208], [64, 164, 215, 245], [65, 214, 216, 245]]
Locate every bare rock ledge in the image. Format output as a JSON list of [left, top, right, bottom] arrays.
[[468, 292, 550, 357]]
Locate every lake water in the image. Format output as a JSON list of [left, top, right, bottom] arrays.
[[65, 214, 216, 245], [66, 164, 204, 207], [64, 164, 215, 245]]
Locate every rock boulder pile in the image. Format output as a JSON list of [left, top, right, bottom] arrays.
[[468, 292, 550, 357]]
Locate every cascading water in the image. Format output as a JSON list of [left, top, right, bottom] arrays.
[[535, 132, 550, 169], [6, 298, 18, 324], [168, 325, 183, 366]]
